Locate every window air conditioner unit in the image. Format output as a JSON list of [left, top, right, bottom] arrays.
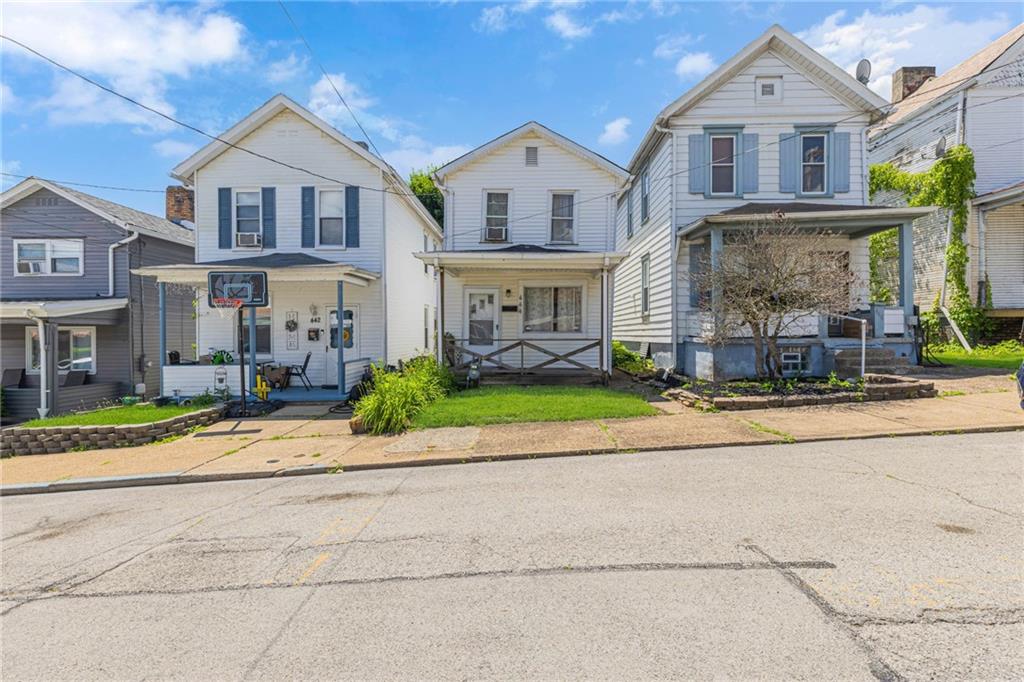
[[484, 226, 507, 242], [236, 233, 262, 248]]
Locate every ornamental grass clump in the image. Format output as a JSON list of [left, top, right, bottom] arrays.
[[354, 357, 454, 435]]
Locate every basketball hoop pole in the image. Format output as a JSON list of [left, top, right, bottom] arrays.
[[237, 306, 248, 417]]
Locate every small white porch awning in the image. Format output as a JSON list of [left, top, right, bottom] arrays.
[[133, 253, 379, 287], [414, 245, 628, 274], [677, 203, 936, 240], [0, 298, 128, 319]]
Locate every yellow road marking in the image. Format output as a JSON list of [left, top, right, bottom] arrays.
[[295, 552, 330, 585], [314, 517, 346, 546]]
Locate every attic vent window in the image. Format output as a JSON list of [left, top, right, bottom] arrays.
[[525, 146, 538, 166], [755, 77, 782, 102]]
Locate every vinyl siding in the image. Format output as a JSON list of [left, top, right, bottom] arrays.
[[443, 131, 619, 251], [965, 87, 1024, 194], [385, 191, 436, 361], [193, 110, 385, 272]]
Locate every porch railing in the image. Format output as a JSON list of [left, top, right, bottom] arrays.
[[444, 337, 603, 377]]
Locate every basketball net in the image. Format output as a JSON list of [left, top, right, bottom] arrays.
[[209, 296, 244, 321]]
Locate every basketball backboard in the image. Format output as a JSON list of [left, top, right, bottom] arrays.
[[208, 271, 269, 308]]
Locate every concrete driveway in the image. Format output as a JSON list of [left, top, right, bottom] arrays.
[[2, 432, 1021, 679]]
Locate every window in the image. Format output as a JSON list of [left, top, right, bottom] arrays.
[[14, 240, 83, 276], [328, 308, 358, 354], [319, 189, 345, 246], [780, 347, 808, 375], [801, 134, 827, 194], [550, 193, 575, 243], [626, 188, 634, 238], [710, 135, 736, 195], [641, 254, 651, 316], [640, 168, 650, 222], [756, 77, 782, 102], [235, 191, 261, 234], [241, 305, 272, 355], [525, 146, 538, 166], [423, 234, 429, 274], [522, 286, 582, 333], [484, 191, 509, 241], [26, 327, 95, 373]]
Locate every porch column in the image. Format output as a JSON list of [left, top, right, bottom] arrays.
[[898, 220, 915, 320], [247, 307, 257, 392], [337, 280, 345, 397], [158, 283, 167, 390], [33, 317, 52, 418], [710, 227, 724, 327], [434, 263, 442, 364], [438, 267, 446, 366], [600, 267, 609, 375]]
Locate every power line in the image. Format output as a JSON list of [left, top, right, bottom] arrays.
[[1, 171, 164, 193], [1, 208, 107, 239], [277, 0, 383, 158]]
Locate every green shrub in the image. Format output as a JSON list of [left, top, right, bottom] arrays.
[[612, 340, 654, 375], [189, 390, 218, 408], [354, 357, 454, 434]]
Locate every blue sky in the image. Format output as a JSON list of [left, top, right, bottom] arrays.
[[2, 1, 1020, 215]]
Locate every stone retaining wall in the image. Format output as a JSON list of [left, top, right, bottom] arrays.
[[1, 407, 224, 457], [666, 374, 937, 411]]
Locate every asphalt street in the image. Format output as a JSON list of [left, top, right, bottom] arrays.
[[2, 431, 1021, 680]]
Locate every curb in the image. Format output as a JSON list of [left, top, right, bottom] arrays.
[[2, 424, 1021, 497]]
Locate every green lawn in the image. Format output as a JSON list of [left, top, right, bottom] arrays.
[[410, 386, 658, 429], [931, 342, 1024, 371], [20, 404, 202, 428]]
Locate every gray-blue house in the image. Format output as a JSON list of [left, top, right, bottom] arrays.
[[1, 178, 195, 421]]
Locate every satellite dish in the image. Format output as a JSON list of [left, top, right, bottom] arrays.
[[856, 59, 872, 85], [934, 137, 946, 159]]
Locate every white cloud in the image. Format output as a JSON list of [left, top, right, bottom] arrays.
[[598, 117, 631, 146], [545, 10, 592, 40], [0, 83, 18, 113], [3, 1, 245, 129], [473, 1, 541, 34], [266, 53, 308, 85], [385, 143, 472, 180], [674, 52, 717, 80], [653, 33, 698, 60], [0, 159, 23, 189], [153, 139, 200, 159], [798, 6, 1013, 99]]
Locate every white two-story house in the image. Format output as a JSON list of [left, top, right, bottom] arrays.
[[614, 25, 934, 380], [137, 94, 442, 400], [868, 23, 1024, 342], [417, 122, 629, 381]]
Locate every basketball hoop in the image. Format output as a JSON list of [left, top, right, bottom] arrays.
[[209, 296, 244, 321]]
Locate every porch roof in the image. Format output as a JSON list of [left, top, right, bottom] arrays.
[[972, 181, 1024, 209], [133, 253, 379, 287], [414, 246, 628, 271], [0, 298, 128, 319], [677, 203, 936, 240]]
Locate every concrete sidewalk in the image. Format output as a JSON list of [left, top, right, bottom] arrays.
[[2, 386, 1021, 495]]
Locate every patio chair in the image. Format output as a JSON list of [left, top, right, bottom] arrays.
[[289, 352, 313, 391], [167, 350, 181, 365], [1, 368, 24, 388], [61, 370, 88, 387]]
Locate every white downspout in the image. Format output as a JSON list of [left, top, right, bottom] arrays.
[[434, 174, 451, 249], [860, 128, 869, 205], [381, 168, 389, 365], [655, 122, 677, 370], [108, 227, 139, 297], [940, 90, 968, 308], [27, 313, 49, 417], [977, 207, 987, 305]]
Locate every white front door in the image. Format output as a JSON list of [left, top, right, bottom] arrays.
[[324, 305, 359, 387], [464, 288, 500, 354]]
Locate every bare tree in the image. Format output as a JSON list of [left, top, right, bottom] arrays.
[[691, 213, 859, 379]]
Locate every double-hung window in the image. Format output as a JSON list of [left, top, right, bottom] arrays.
[[241, 305, 272, 356], [484, 191, 509, 242], [640, 254, 651, 317], [522, 285, 583, 333], [710, 135, 736, 195], [235, 191, 261, 234], [550, 193, 574, 243], [26, 326, 95, 373], [626, 188, 634, 238], [319, 189, 345, 246], [14, 239, 83, 276], [801, 134, 827, 194], [640, 168, 650, 222]]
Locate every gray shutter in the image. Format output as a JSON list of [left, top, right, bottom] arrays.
[[218, 188, 231, 249], [741, 133, 759, 194], [688, 242, 706, 308], [833, 132, 851, 193], [779, 132, 797, 193], [688, 134, 705, 194], [345, 185, 360, 248], [261, 187, 276, 248], [301, 187, 315, 248]]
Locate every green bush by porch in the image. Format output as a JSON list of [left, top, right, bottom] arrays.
[[411, 386, 658, 429], [930, 341, 1024, 370], [21, 404, 201, 428]]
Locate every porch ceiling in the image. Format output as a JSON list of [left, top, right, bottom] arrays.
[[132, 261, 379, 287], [414, 250, 628, 274], [677, 205, 936, 241], [0, 298, 128, 319]]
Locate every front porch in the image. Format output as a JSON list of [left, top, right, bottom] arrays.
[[417, 246, 626, 383], [134, 254, 379, 402]]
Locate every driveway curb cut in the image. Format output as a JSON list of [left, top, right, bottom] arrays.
[[2, 424, 1020, 496]]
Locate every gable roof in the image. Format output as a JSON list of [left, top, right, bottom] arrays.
[[0, 177, 195, 246], [872, 23, 1024, 136], [170, 93, 442, 239], [628, 24, 889, 171], [433, 121, 629, 182]]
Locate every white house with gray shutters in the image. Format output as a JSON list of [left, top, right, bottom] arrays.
[[613, 24, 934, 380], [136, 94, 442, 400]]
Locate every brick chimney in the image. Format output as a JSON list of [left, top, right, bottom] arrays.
[[892, 66, 936, 103], [165, 186, 194, 224]]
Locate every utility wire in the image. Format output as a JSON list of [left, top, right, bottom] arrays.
[[1, 171, 164, 193], [277, 0, 383, 158]]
